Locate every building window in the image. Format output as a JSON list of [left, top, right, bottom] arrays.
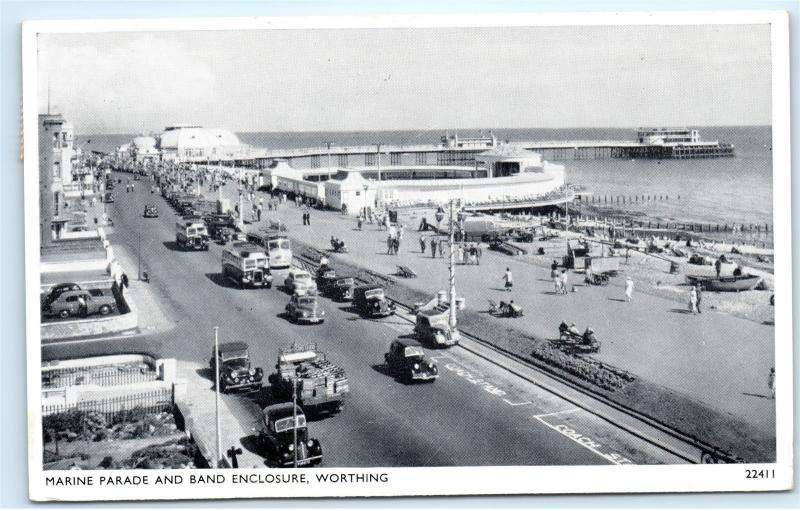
[[52, 162, 60, 178]]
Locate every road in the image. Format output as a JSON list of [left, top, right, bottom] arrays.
[[43, 173, 683, 467]]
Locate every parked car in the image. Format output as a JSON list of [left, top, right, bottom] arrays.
[[209, 342, 263, 393], [43, 289, 116, 319], [256, 403, 322, 467], [384, 339, 439, 383], [285, 294, 325, 324], [352, 285, 396, 318], [283, 269, 317, 296], [41, 282, 81, 310], [143, 204, 159, 218]]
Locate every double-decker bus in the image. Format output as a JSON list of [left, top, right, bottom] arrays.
[[246, 230, 293, 269], [221, 242, 273, 288]]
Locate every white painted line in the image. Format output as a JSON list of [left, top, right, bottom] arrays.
[[534, 416, 633, 465], [533, 407, 581, 419], [502, 399, 532, 407]]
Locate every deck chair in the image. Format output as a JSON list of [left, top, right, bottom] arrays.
[[396, 265, 417, 278]]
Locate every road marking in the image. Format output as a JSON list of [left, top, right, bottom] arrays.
[[533, 407, 581, 419], [502, 399, 532, 406], [534, 415, 634, 465]]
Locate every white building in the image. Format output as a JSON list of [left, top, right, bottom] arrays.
[[131, 136, 160, 163], [157, 125, 249, 163], [271, 146, 567, 214]]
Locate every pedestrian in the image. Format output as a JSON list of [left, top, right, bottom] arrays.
[[476, 244, 482, 264], [387, 235, 394, 255], [768, 367, 776, 399], [419, 235, 427, 254], [357, 215, 363, 230], [393, 237, 400, 255], [695, 285, 702, 313], [689, 286, 698, 314], [553, 267, 562, 294], [306, 210, 311, 226], [77, 294, 88, 318], [715, 257, 722, 278], [438, 238, 445, 258], [257, 205, 262, 222], [431, 239, 438, 258], [560, 269, 569, 294], [625, 276, 634, 302], [503, 268, 513, 291]]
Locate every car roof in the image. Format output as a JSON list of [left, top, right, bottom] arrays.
[[219, 341, 249, 352], [264, 403, 304, 420], [393, 338, 424, 349], [355, 284, 383, 292]]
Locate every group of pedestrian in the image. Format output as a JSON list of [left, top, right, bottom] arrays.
[[385, 223, 405, 255], [301, 207, 312, 226], [419, 235, 446, 258]]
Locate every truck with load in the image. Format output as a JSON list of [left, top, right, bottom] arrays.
[[175, 216, 209, 251], [267, 344, 349, 415]]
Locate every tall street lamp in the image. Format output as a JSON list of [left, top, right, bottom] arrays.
[[213, 326, 222, 468], [447, 199, 461, 343]]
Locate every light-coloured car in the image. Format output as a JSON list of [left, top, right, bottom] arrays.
[[283, 269, 317, 296]]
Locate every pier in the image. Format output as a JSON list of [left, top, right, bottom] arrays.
[[204, 139, 734, 169]]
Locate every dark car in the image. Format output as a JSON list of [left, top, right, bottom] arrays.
[[384, 339, 439, 383], [209, 342, 263, 393], [43, 289, 116, 319], [352, 285, 395, 318], [317, 268, 355, 301], [41, 282, 81, 310], [143, 204, 159, 218], [256, 403, 322, 467], [204, 213, 237, 241], [103, 192, 115, 203], [285, 295, 326, 324]]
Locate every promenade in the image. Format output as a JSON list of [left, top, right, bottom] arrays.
[[212, 185, 775, 435]]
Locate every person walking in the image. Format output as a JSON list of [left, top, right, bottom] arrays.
[[393, 237, 400, 255], [387, 235, 394, 255], [77, 294, 88, 318], [438, 238, 446, 258], [625, 276, 634, 302], [357, 215, 363, 230], [695, 285, 703, 313], [503, 268, 513, 291], [257, 205, 262, 222], [715, 256, 722, 278], [306, 209, 311, 226], [768, 367, 776, 399], [689, 286, 698, 314], [419, 235, 427, 254], [476, 244, 482, 265], [430, 238, 438, 258], [560, 269, 569, 294]]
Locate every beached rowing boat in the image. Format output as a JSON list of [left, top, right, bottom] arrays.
[[685, 274, 762, 292]]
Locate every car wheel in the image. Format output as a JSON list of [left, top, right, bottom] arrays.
[[99, 305, 112, 315], [59, 309, 70, 319]]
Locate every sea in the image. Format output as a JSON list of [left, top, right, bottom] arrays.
[[78, 126, 773, 228]]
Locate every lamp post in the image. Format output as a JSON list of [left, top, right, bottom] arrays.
[[292, 377, 298, 468], [363, 184, 369, 217], [376, 144, 382, 208], [213, 326, 221, 469], [447, 199, 460, 342]]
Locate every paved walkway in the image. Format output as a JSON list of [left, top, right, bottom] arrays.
[[208, 186, 775, 433]]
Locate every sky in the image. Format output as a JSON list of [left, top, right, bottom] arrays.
[[37, 24, 772, 134]]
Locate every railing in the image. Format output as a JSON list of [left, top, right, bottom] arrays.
[[42, 366, 159, 389], [42, 388, 174, 418]]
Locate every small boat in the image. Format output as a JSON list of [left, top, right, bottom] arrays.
[[686, 274, 762, 292]]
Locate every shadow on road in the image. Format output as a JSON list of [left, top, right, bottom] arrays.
[[239, 435, 269, 466], [669, 308, 694, 314], [607, 298, 627, 302], [162, 241, 184, 252], [205, 272, 240, 289]]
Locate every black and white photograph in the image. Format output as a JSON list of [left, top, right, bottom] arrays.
[[22, 11, 792, 500]]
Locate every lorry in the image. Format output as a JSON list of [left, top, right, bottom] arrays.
[[267, 344, 350, 415], [175, 216, 210, 251], [413, 299, 460, 347]]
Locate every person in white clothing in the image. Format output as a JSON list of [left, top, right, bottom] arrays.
[[625, 277, 634, 302]]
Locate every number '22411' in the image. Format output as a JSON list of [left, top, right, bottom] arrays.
[[745, 469, 775, 479]]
